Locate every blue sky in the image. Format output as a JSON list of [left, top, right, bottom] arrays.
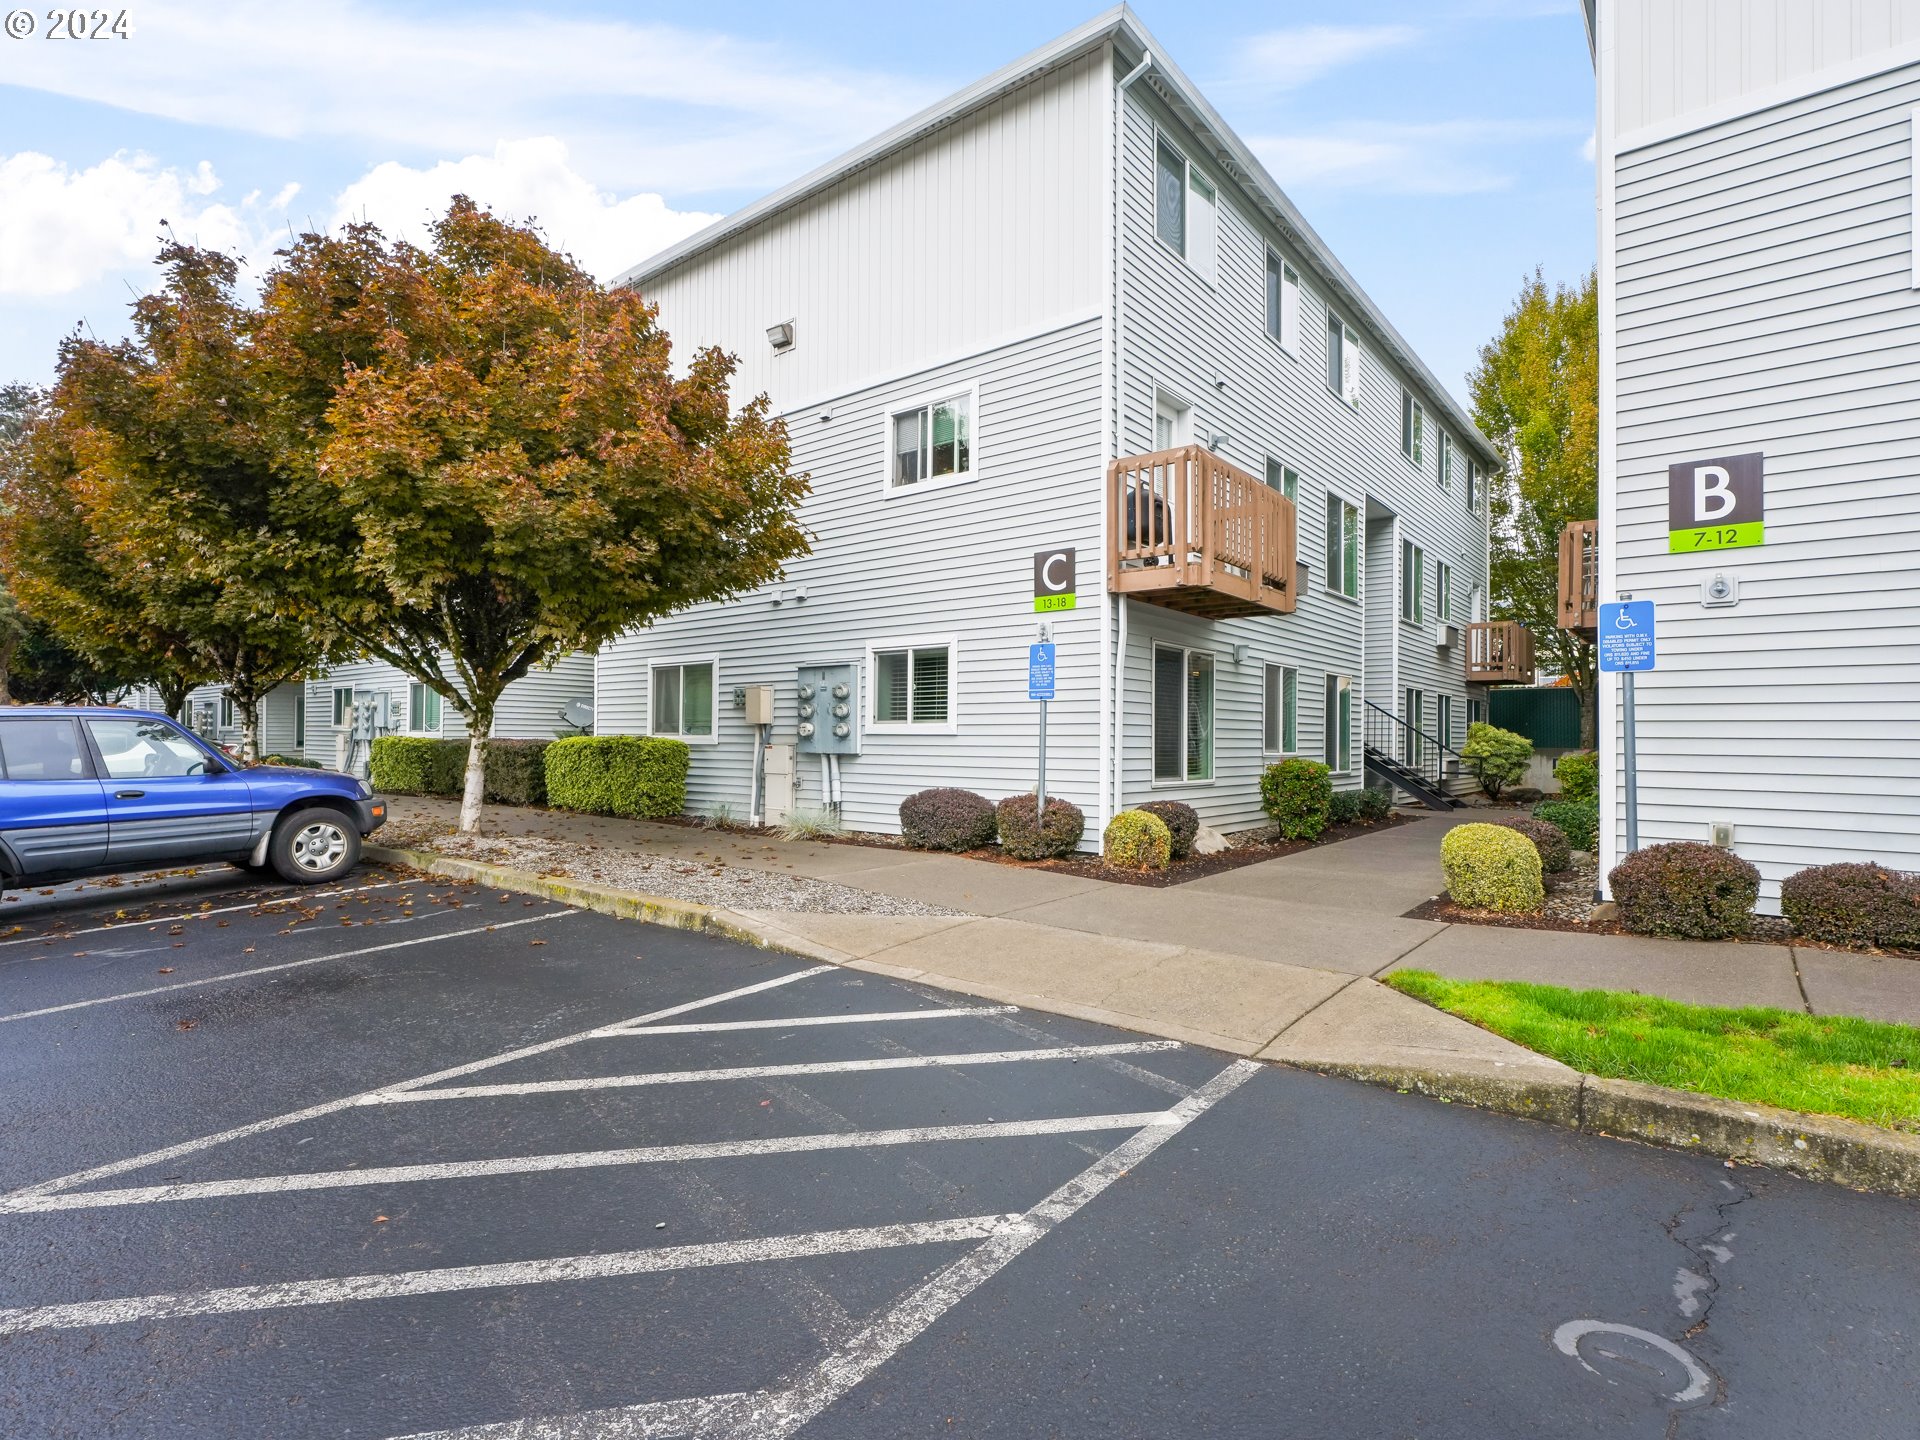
[[0, 0, 1595, 405]]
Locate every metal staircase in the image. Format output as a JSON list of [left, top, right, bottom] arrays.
[[1362, 699, 1460, 811]]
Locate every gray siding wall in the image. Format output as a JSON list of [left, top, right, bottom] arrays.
[[182, 681, 303, 755], [299, 656, 595, 753], [1607, 60, 1920, 909]]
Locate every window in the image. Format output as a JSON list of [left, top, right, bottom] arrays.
[[85, 717, 209, 780], [1439, 432, 1455, 490], [1323, 675, 1352, 773], [1152, 645, 1214, 782], [0, 719, 88, 781], [1153, 390, 1191, 451], [1402, 540, 1425, 624], [1266, 253, 1300, 353], [871, 643, 952, 730], [1264, 664, 1297, 753], [1324, 494, 1359, 599], [1436, 560, 1454, 622], [1468, 697, 1484, 730], [219, 694, 235, 729], [1401, 391, 1425, 465], [1438, 693, 1455, 750], [332, 686, 355, 728], [1466, 458, 1480, 513], [294, 696, 306, 750], [1264, 457, 1299, 502], [1155, 135, 1216, 281], [1402, 687, 1425, 766], [650, 659, 716, 741], [1325, 312, 1359, 406], [889, 391, 972, 490], [409, 682, 443, 734]]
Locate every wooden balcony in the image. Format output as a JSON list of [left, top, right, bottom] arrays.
[[1558, 519, 1598, 634], [1107, 446, 1297, 619], [1466, 621, 1536, 685]]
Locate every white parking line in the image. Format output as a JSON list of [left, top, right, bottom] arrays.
[[364, 1041, 1185, 1103], [0, 879, 408, 951], [0, 1215, 1018, 1336], [602, 1005, 1017, 1037], [0, 909, 578, 1025], [2, 1111, 1170, 1212], [389, 1059, 1264, 1440], [1, 964, 835, 1204]]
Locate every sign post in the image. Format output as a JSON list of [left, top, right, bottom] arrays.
[[1596, 597, 1656, 853], [1028, 632, 1057, 812]]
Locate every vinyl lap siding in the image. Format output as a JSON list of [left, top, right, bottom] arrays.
[[1610, 60, 1920, 908]]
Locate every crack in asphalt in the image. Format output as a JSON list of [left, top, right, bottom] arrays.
[[1660, 1172, 1756, 1434]]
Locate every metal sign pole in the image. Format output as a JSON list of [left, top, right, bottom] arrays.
[[1622, 669, 1638, 853], [1037, 699, 1047, 814]]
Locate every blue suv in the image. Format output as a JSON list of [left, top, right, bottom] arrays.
[[0, 707, 386, 892]]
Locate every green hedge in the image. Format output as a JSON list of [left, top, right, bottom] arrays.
[[484, 739, 549, 807], [370, 737, 466, 796], [544, 735, 690, 818]]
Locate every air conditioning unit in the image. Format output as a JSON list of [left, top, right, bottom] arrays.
[[1433, 622, 1457, 649]]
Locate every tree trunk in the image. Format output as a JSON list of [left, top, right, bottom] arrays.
[[238, 696, 261, 763], [458, 720, 491, 833], [157, 674, 193, 721], [1577, 687, 1597, 750], [0, 633, 16, 705]]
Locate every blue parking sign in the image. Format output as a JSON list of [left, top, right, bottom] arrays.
[[1597, 601, 1656, 672], [1028, 642, 1057, 700]]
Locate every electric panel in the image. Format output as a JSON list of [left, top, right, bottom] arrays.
[[795, 662, 859, 756]]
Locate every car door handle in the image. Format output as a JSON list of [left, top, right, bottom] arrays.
[[114, 790, 146, 799]]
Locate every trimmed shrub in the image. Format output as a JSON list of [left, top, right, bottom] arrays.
[[1461, 722, 1533, 800], [1103, 810, 1172, 871], [899, 788, 996, 852], [1781, 862, 1920, 950], [544, 735, 690, 819], [1532, 796, 1599, 853], [1609, 842, 1760, 940], [1357, 786, 1394, 822], [369, 736, 465, 795], [995, 794, 1085, 861], [1261, 757, 1333, 841], [1440, 823, 1545, 913], [1137, 800, 1199, 861], [1493, 815, 1572, 874], [484, 739, 549, 807], [1327, 788, 1362, 825], [1553, 750, 1599, 802]]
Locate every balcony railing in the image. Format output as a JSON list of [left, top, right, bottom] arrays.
[[1465, 620, 1536, 685], [1107, 445, 1297, 619], [1558, 519, 1598, 634]]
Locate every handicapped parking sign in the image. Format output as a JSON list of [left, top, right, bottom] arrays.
[[1597, 600, 1656, 672], [1028, 642, 1057, 700]]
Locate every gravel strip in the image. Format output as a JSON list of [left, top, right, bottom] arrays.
[[408, 833, 966, 917]]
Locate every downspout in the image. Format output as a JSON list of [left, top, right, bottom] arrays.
[[1109, 45, 1154, 824]]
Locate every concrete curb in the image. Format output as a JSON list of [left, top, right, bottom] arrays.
[[367, 844, 1920, 1199]]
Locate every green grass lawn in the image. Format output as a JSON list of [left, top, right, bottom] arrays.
[[1387, 971, 1920, 1133]]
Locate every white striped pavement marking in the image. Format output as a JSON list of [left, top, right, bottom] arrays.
[[0, 879, 408, 952], [0, 964, 835, 1204], [387, 1059, 1263, 1440], [2, 1111, 1168, 1213], [601, 1005, 1017, 1037], [0, 909, 577, 1025], [364, 1041, 1184, 1103], [0, 1215, 1017, 1336]]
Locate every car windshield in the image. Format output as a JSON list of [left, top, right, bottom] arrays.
[[85, 717, 215, 780]]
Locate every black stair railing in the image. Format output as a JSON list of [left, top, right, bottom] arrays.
[[1362, 698, 1464, 805]]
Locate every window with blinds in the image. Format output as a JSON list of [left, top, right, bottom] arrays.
[[872, 645, 951, 728], [1153, 645, 1214, 782], [1264, 664, 1296, 753]]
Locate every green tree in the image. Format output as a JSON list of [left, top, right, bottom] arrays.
[[1468, 268, 1598, 745], [257, 199, 810, 830], [0, 383, 43, 702]]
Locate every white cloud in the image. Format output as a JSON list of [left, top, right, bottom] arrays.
[[1253, 120, 1585, 196], [1233, 25, 1421, 91], [329, 139, 720, 283], [12, 0, 936, 194], [0, 151, 287, 297], [1581, 130, 1597, 164]]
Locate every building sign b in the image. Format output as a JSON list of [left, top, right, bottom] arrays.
[[1668, 451, 1763, 553]]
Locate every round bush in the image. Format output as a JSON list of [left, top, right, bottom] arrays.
[[1357, 786, 1394, 822], [1327, 789, 1362, 825], [1261, 757, 1332, 841], [1532, 796, 1598, 853], [1103, 810, 1172, 870], [1136, 800, 1199, 860], [1553, 750, 1599, 802], [1609, 842, 1760, 940], [1440, 823, 1544, 912], [1780, 862, 1920, 950], [995, 794, 1085, 861], [1492, 816, 1572, 874], [1462, 722, 1533, 799], [898, 787, 996, 852]]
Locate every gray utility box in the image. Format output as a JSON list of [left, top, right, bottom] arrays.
[[795, 662, 859, 756]]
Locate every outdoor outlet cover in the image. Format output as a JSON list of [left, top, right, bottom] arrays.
[[1701, 573, 1739, 607], [1709, 820, 1734, 848]]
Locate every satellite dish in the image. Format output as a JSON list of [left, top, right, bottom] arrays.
[[561, 699, 594, 731]]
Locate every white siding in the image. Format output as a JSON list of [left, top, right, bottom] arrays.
[[297, 655, 595, 752], [1605, 58, 1920, 909]]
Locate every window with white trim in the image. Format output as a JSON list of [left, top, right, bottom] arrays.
[[1264, 457, 1299, 502], [1265, 252, 1300, 353], [1438, 693, 1455, 750], [408, 682, 443, 734], [650, 659, 716, 741], [1155, 135, 1216, 282], [871, 644, 951, 729], [889, 392, 972, 490], [1264, 664, 1296, 753], [1324, 494, 1359, 599], [1401, 687, 1425, 766], [1438, 431, 1455, 490], [294, 696, 306, 750], [1436, 560, 1454, 623], [1325, 311, 1359, 407], [1323, 674, 1352, 772], [331, 685, 355, 728], [1466, 458, 1480, 513], [1402, 540, 1426, 624], [1401, 390, 1426, 465], [219, 694, 235, 728], [1152, 645, 1214, 782]]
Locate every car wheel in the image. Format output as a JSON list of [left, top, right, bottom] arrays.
[[268, 810, 361, 885]]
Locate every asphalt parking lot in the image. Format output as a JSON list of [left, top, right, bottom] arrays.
[[2, 863, 1917, 1439]]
